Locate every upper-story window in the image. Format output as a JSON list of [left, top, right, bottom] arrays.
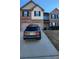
[[44, 16, 49, 20], [51, 14, 59, 19], [51, 14, 55, 19], [23, 10, 30, 16], [51, 14, 56, 19], [57, 14, 59, 19], [34, 11, 41, 16], [44, 13, 49, 20]]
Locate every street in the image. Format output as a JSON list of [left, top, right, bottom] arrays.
[[20, 31, 58, 59]]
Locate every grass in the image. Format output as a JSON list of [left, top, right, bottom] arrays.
[[44, 30, 59, 51]]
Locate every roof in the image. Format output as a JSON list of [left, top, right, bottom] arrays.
[[21, 0, 44, 11], [50, 8, 59, 14], [53, 8, 59, 11]]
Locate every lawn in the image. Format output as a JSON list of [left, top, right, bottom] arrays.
[[44, 30, 59, 51]]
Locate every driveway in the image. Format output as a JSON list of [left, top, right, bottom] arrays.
[[20, 31, 58, 59]]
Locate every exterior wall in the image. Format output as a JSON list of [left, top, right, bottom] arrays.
[[49, 14, 59, 26], [50, 19, 59, 26], [44, 21, 50, 29], [21, 23, 31, 31], [31, 6, 44, 20], [20, 2, 44, 31], [43, 13, 49, 29], [20, 20, 44, 31], [49, 10, 59, 26], [31, 20, 44, 30], [22, 2, 35, 10], [20, 6, 44, 31]]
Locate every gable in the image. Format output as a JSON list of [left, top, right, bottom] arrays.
[[51, 8, 59, 14], [21, 1, 44, 11], [32, 6, 43, 11], [22, 2, 35, 10]]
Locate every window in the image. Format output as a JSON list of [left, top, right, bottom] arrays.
[[26, 27, 38, 31], [50, 23, 52, 27], [23, 10, 30, 16], [51, 14, 56, 19], [53, 22, 56, 26], [51, 14, 54, 19], [51, 14, 58, 19], [44, 15, 49, 20], [34, 11, 41, 16], [54, 14, 57, 19], [24, 11, 27, 16], [57, 14, 59, 19], [44, 13, 49, 20], [50, 22, 56, 26]]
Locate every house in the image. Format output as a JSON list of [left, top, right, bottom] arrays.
[[43, 12, 50, 29], [49, 8, 59, 27], [20, 0, 44, 31]]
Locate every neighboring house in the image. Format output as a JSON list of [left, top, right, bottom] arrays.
[[43, 12, 50, 29], [20, 0, 44, 31], [49, 8, 59, 27]]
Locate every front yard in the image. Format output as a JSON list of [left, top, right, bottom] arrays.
[[44, 30, 59, 51]]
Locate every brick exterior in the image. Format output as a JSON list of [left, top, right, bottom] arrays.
[[20, 1, 44, 31]]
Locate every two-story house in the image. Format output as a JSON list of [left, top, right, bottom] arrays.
[[20, 0, 44, 31], [49, 8, 59, 27]]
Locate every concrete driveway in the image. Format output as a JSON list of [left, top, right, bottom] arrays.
[[20, 31, 58, 59]]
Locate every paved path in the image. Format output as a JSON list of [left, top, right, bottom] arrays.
[[20, 31, 58, 59]]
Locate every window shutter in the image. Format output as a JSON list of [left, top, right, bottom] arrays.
[[39, 11, 41, 16], [57, 15, 59, 19], [27, 11, 29, 16], [22, 11, 24, 16], [54, 14, 56, 19], [51, 14, 52, 19], [34, 11, 36, 16]]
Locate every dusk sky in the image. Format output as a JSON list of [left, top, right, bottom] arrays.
[[20, 0, 59, 12]]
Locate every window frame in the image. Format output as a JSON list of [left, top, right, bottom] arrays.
[[23, 10, 30, 16], [57, 14, 59, 19], [34, 11, 41, 16], [52, 22, 56, 26], [51, 14, 59, 19], [51, 14, 54, 19]]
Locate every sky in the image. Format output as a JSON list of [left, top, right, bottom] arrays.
[[20, 0, 59, 12]]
